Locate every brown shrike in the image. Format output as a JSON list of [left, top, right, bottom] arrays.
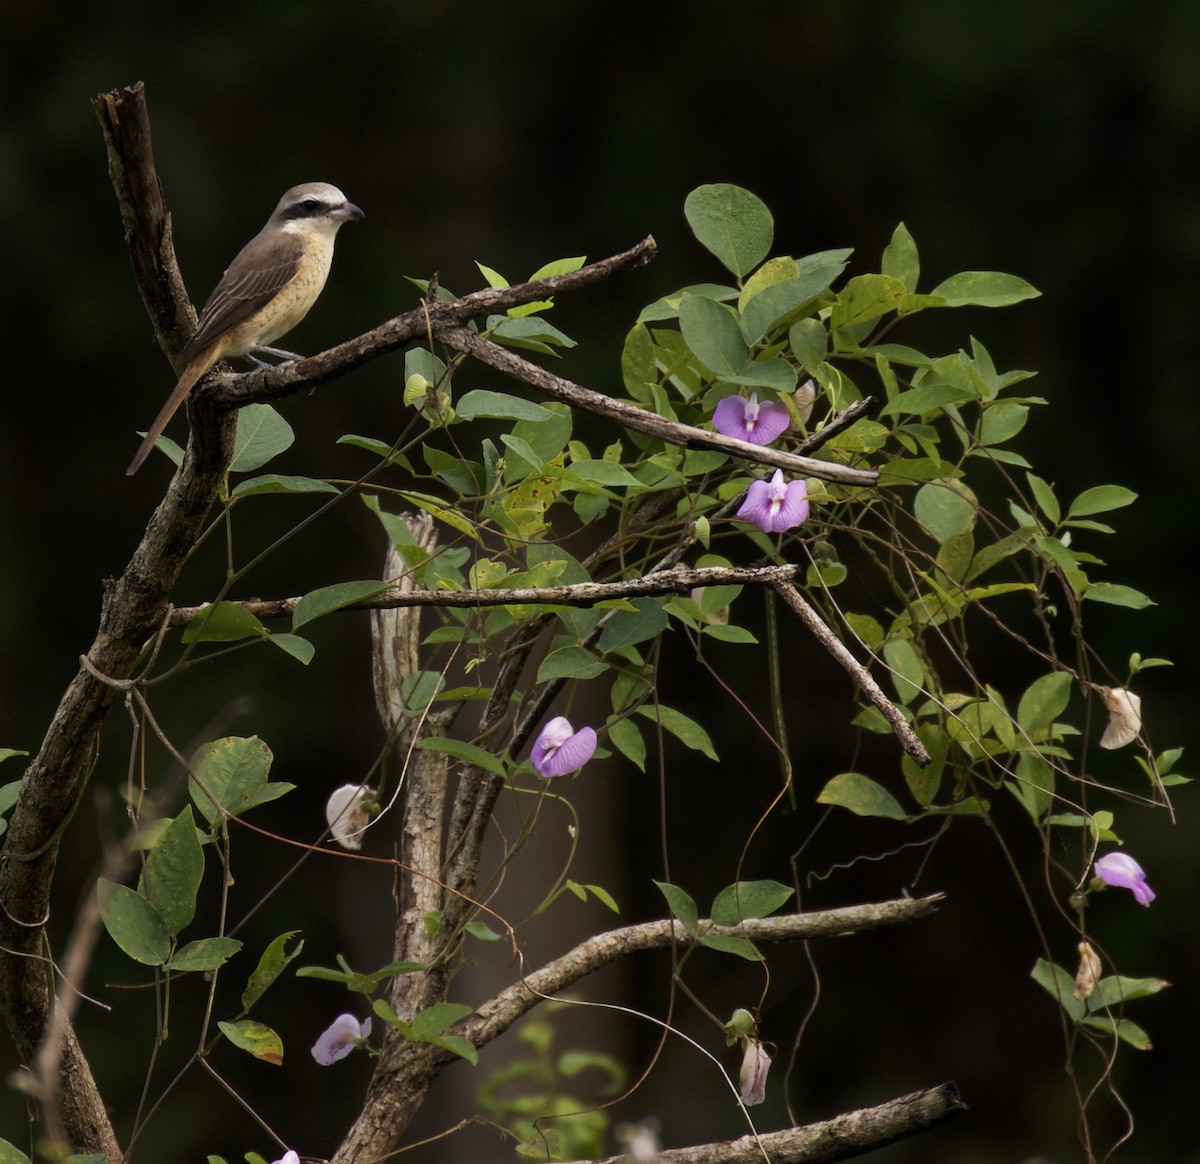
[[127, 182, 364, 475]]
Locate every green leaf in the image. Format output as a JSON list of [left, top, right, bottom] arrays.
[[789, 317, 827, 372], [182, 601, 268, 644], [432, 1033, 479, 1065], [1031, 958, 1084, 1020], [635, 705, 718, 761], [654, 880, 699, 937], [881, 222, 920, 291], [465, 920, 503, 942], [1026, 472, 1061, 524], [883, 637, 926, 704], [699, 933, 763, 961], [1016, 671, 1072, 739], [231, 404, 294, 473], [1082, 582, 1155, 609], [880, 382, 974, 416], [1008, 751, 1054, 822], [830, 273, 906, 332], [230, 473, 339, 498], [292, 580, 392, 629], [565, 459, 644, 488], [166, 936, 243, 972], [914, 480, 977, 543], [678, 294, 748, 377], [536, 645, 608, 683], [978, 401, 1029, 446], [927, 271, 1041, 307], [242, 930, 303, 1013], [268, 632, 316, 665], [1080, 1015, 1153, 1050], [189, 736, 292, 825], [417, 736, 506, 778], [0, 1141, 32, 1164], [684, 184, 774, 278], [1068, 484, 1137, 517], [608, 717, 646, 771], [816, 773, 909, 820], [143, 806, 205, 937], [456, 390, 553, 422], [1086, 974, 1169, 1011], [710, 880, 794, 926], [217, 1019, 284, 1065], [598, 599, 670, 652], [410, 1002, 473, 1039], [738, 263, 846, 344], [98, 880, 170, 966]]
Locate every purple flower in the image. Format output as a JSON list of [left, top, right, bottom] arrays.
[[737, 470, 809, 533], [270, 1153, 300, 1164], [713, 393, 790, 445], [311, 1013, 372, 1065], [738, 1039, 772, 1106], [1093, 852, 1156, 906], [531, 716, 597, 778]]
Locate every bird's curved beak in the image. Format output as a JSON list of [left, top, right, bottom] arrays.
[[332, 200, 365, 222]]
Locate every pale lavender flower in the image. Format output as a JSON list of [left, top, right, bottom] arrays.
[[270, 1153, 300, 1164], [738, 1039, 772, 1106], [737, 470, 809, 533], [1093, 852, 1156, 906], [713, 393, 789, 445], [311, 1013, 373, 1065], [531, 716, 597, 778]]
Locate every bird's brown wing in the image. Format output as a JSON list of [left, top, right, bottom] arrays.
[[178, 231, 308, 364]]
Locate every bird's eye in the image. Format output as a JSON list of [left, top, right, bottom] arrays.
[[302, 198, 321, 211]]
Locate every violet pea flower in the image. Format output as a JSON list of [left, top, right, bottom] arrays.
[[713, 393, 790, 445], [737, 470, 809, 534], [1093, 852, 1156, 906], [270, 1153, 300, 1164], [531, 716, 597, 778]]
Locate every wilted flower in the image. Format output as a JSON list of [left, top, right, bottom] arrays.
[[738, 1038, 772, 1106], [1073, 940, 1102, 1002], [793, 378, 816, 425], [1099, 687, 1142, 749], [737, 470, 809, 534], [311, 1013, 373, 1065], [713, 393, 789, 445], [1093, 852, 1156, 906], [325, 784, 374, 850], [531, 716, 597, 778], [270, 1152, 300, 1164]]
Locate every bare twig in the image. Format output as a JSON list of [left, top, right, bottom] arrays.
[[771, 581, 931, 766], [462, 896, 945, 1051], [168, 564, 807, 625], [440, 327, 880, 487]]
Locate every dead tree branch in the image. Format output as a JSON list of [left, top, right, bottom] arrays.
[[593, 1082, 967, 1164]]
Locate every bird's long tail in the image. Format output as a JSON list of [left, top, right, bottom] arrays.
[[126, 355, 212, 475]]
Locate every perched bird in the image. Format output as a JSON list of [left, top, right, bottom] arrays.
[[127, 182, 364, 475]]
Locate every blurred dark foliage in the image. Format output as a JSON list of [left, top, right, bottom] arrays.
[[2, 2, 1198, 1161]]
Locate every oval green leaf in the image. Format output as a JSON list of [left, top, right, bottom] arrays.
[[817, 773, 909, 820], [684, 184, 774, 278]]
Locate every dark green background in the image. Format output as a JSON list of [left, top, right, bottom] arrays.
[[2, 3, 1198, 1161]]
